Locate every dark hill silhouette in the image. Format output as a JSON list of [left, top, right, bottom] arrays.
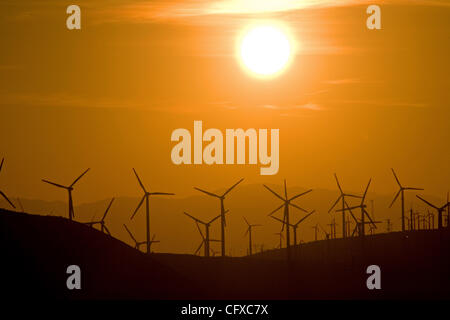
[[2, 209, 450, 299], [1, 183, 446, 256]]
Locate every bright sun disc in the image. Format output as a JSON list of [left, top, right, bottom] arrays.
[[239, 25, 292, 77]]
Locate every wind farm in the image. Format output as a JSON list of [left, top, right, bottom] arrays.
[[1, 0, 450, 303]]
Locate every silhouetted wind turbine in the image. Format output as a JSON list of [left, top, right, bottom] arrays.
[[184, 211, 224, 257], [194, 178, 244, 257], [193, 221, 221, 256], [329, 174, 361, 239], [42, 168, 90, 220], [271, 210, 315, 245], [264, 180, 312, 257], [389, 169, 423, 232], [130, 168, 174, 254], [243, 217, 261, 256], [416, 195, 449, 230], [123, 224, 159, 252], [85, 198, 115, 235], [336, 179, 378, 237]]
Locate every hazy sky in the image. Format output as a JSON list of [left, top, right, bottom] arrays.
[[0, 0, 449, 204]]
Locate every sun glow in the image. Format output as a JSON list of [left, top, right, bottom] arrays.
[[238, 23, 294, 78]]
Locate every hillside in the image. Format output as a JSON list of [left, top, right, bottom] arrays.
[[1, 209, 450, 299], [1, 183, 446, 256]]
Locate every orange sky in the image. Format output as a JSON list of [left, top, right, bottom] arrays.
[[0, 0, 449, 204]]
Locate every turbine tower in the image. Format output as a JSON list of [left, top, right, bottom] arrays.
[[42, 168, 90, 220], [264, 180, 312, 257], [416, 195, 449, 230], [85, 198, 115, 235], [389, 168, 423, 232], [194, 178, 244, 257], [130, 168, 174, 254], [184, 211, 224, 257], [243, 217, 261, 256], [329, 174, 361, 239]]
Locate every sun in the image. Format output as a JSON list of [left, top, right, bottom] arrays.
[[239, 24, 293, 78]]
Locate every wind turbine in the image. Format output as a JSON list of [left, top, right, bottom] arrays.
[[389, 169, 423, 232], [193, 222, 221, 256], [416, 195, 449, 230], [271, 210, 315, 245], [130, 168, 174, 254], [85, 198, 115, 235], [123, 224, 159, 252], [329, 174, 361, 239], [0, 158, 15, 209], [264, 180, 312, 256], [243, 217, 261, 256], [184, 211, 224, 257], [336, 179, 378, 237], [42, 168, 90, 220], [194, 178, 244, 257]]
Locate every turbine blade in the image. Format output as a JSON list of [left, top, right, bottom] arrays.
[[243, 216, 250, 226], [295, 210, 316, 226], [389, 190, 401, 208], [101, 198, 115, 221], [328, 195, 343, 213], [336, 205, 362, 212], [123, 224, 137, 243], [132, 168, 147, 193], [391, 168, 402, 188], [195, 242, 203, 255], [103, 225, 111, 235], [194, 187, 220, 198], [284, 179, 288, 199], [270, 215, 285, 224], [334, 174, 343, 193], [363, 208, 377, 228], [222, 178, 244, 197], [416, 195, 438, 209], [405, 187, 424, 191], [289, 189, 313, 201], [195, 221, 205, 240], [0, 190, 16, 209], [344, 199, 359, 223], [362, 178, 372, 203], [183, 211, 205, 224], [289, 202, 308, 213], [208, 213, 221, 224], [150, 192, 175, 196], [130, 195, 145, 219], [70, 168, 90, 187], [268, 204, 284, 216], [0, 158, 3, 172], [263, 184, 285, 202], [42, 179, 67, 189]]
